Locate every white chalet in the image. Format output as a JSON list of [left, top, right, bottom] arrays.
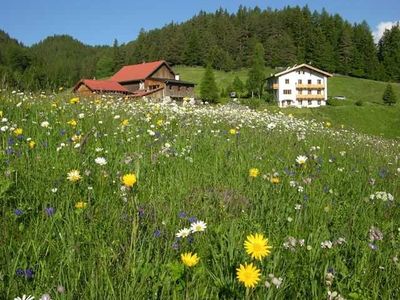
[[267, 64, 332, 108]]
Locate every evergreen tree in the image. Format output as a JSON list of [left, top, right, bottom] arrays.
[[232, 76, 245, 98], [96, 55, 114, 79], [378, 24, 400, 81], [337, 24, 353, 75], [382, 84, 397, 105], [113, 39, 125, 72], [183, 30, 202, 66], [246, 42, 265, 98], [200, 64, 219, 103]]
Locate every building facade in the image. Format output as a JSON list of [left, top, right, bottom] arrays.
[[267, 64, 332, 108]]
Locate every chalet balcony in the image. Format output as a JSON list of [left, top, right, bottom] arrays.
[[295, 84, 325, 89], [296, 94, 325, 100]]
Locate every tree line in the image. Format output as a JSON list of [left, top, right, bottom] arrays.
[[0, 6, 399, 91]]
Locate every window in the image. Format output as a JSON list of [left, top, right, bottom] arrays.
[[308, 79, 312, 84], [285, 79, 289, 84], [308, 100, 312, 105], [308, 90, 312, 95], [318, 100, 321, 105], [298, 79, 302, 84], [317, 90, 321, 95], [302, 71, 305, 74], [299, 90, 302, 95], [283, 89, 292, 95], [317, 79, 322, 84]]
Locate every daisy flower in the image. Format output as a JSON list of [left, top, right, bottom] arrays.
[[176, 228, 191, 238], [67, 170, 82, 182], [190, 220, 207, 233]]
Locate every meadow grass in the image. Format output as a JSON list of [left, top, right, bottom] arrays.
[[0, 91, 399, 299]]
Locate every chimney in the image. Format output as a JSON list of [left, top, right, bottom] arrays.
[[175, 74, 180, 81]]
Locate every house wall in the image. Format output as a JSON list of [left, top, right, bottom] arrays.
[[164, 84, 194, 99], [276, 68, 327, 108], [145, 79, 166, 90], [76, 84, 93, 96], [151, 65, 175, 79], [122, 81, 140, 92]]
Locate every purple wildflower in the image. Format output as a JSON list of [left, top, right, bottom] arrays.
[[153, 229, 161, 237], [16, 268, 25, 276], [14, 209, 24, 216], [45, 207, 55, 216], [188, 216, 197, 223], [178, 211, 186, 219]]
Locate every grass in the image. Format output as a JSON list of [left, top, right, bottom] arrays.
[[175, 66, 400, 139], [0, 90, 399, 299]]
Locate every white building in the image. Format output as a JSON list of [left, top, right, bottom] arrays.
[[267, 64, 333, 108]]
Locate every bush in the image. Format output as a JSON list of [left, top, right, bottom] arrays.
[[240, 98, 265, 110], [327, 99, 345, 106], [355, 100, 364, 106]]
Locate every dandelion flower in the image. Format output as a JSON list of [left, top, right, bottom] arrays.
[[69, 97, 79, 104], [249, 168, 260, 178], [122, 173, 137, 187], [176, 228, 191, 238], [67, 119, 77, 127], [14, 128, 23, 136], [244, 233, 272, 260], [75, 201, 87, 209], [181, 252, 200, 267], [28, 140, 36, 149], [190, 220, 207, 233], [229, 128, 237, 135], [67, 170, 82, 182], [121, 119, 129, 126], [296, 155, 308, 165], [236, 263, 261, 288]]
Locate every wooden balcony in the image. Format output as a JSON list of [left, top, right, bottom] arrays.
[[272, 83, 279, 89], [296, 84, 325, 89], [296, 94, 325, 100]]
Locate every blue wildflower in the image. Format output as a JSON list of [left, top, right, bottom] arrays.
[[178, 211, 186, 219], [14, 209, 24, 216], [45, 207, 55, 217]]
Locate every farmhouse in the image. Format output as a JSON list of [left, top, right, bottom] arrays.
[[267, 64, 332, 108], [74, 60, 195, 99], [73, 79, 130, 95]]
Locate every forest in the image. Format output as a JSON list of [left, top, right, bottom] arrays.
[[0, 5, 399, 90]]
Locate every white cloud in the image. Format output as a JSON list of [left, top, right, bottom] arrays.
[[373, 21, 400, 43]]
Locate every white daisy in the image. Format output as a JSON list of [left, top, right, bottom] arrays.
[[14, 295, 35, 300], [175, 228, 191, 238], [295, 155, 308, 165], [190, 220, 207, 233], [95, 157, 107, 166]]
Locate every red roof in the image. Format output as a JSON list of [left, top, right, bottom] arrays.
[[74, 79, 129, 93], [110, 60, 174, 83]]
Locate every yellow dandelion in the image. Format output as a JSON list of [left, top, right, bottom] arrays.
[[249, 168, 260, 178], [71, 134, 81, 143], [156, 119, 164, 126], [236, 263, 261, 288], [181, 252, 200, 267], [229, 128, 237, 135], [69, 97, 80, 104], [67, 169, 82, 182], [122, 173, 137, 187], [28, 140, 36, 149], [121, 119, 129, 126], [0, 111, 3, 117], [75, 201, 87, 209], [67, 119, 77, 127], [244, 233, 272, 260], [51, 102, 57, 108], [14, 128, 23, 136], [325, 121, 332, 127], [59, 87, 64, 91], [270, 176, 280, 184]]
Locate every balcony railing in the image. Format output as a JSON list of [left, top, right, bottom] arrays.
[[296, 94, 325, 100], [296, 84, 325, 89]]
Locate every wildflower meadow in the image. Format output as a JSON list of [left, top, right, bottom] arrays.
[[1, 90, 399, 299]]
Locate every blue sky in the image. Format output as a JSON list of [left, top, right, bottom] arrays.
[[1, 0, 399, 46]]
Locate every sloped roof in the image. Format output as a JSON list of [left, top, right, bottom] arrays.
[[74, 79, 129, 93], [110, 60, 175, 83], [273, 63, 333, 77]]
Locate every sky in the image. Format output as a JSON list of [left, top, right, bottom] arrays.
[[0, 0, 399, 46]]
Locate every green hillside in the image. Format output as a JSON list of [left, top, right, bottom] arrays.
[[175, 66, 400, 139]]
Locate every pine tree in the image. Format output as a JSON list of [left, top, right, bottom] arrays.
[[382, 84, 397, 105], [246, 42, 265, 98], [96, 55, 114, 79], [200, 64, 219, 103], [378, 24, 400, 81], [112, 39, 125, 72]]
